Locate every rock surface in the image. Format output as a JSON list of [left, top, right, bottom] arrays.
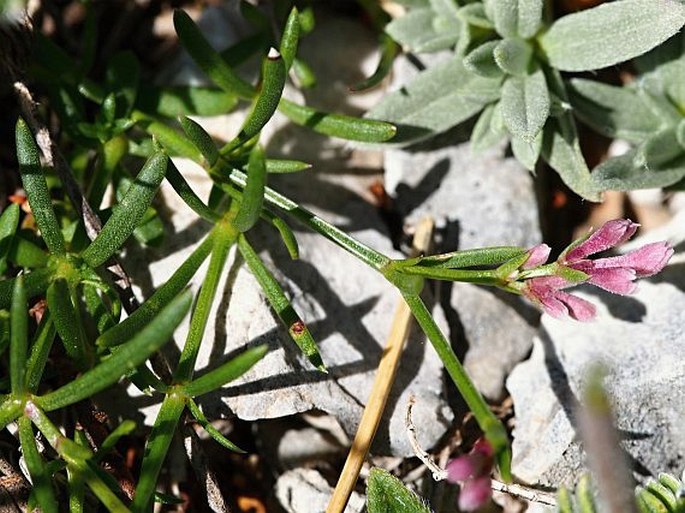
[[275, 468, 365, 513], [508, 229, 685, 486]]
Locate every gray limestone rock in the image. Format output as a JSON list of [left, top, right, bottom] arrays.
[[508, 273, 685, 487], [275, 468, 365, 513]]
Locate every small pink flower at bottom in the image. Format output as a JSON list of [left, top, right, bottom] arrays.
[[446, 438, 494, 511], [522, 276, 596, 322]]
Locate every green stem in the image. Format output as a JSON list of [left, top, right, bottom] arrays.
[[401, 293, 512, 481], [174, 220, 236, 382], [132, 391, 186, 512], [398, 265, 502, 285], [227, 169, 389, 270]]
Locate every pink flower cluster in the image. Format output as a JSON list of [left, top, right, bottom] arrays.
[[521, 219, 673, 321], [445, 438, 494, 511]]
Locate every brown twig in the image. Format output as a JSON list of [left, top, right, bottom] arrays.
[[326, 217, 435, 513]]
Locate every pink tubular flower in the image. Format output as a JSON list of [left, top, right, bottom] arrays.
[[446, 438, 493, 511], [561, 220, 673, 295], [522, 276, 596, 322], [519, 219, 673, 321]]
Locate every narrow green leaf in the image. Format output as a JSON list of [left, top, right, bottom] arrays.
[[576, 475, 598, 513], [557, 486, 575, 513], [292, 58, 317, 88], [464, 41, 503, 78], [280, 98, 397, 142], [186, 398, 245, 452], [166, 160, 221, 222], [351, 34, 400, 92], [67, 464, 86, 513], [471, 102, 507, 153], [233, 145, 267, 233], [0, 311, 9, 357], [657, 473, 682, 495], [592, 149, 685, 191], [0, 204, 20, 242], [457, 3, 494, 29], [82, 283, 118, 335], [10, 275, 28, 395], [501, 70, 549, 141], [239, 235, 323, 370], [183, 344, 268, 397], [644, 480, 677, 511], [0, 267, 52, 309], [366, 55, 501, 144], [568, 79, 663, 143], [517, 0, 543, 38], [25, 313, 56, 393], [173, 9, 254, 99], [366, 467, 432, 513], [511, 132, 541, 171], [224, 49, 286, 153], [180, 116, 218, 166], [261, 211, 299, 260], [37, 290, 192, 412], [265, 159, 312, 174], [489, 0, 543, 39], [636, 489, 670, 513], [8, 236, 49, 269], [75, 461, 130, 513], [541, 115, 600, 201], [174, 225, 236, 381], [386, 8, 460, 53], [96, 233, 214, 348], [132, 394, 186, 512], [0, 203, 20, 274], [82, 152, 168, 268], [105, 51, 140, 118], [677, 119, 685, 150], [494, 37, 533, 76], [403, 246, 526, 269], [95, 420, 136, 462], [540, 0, 685, 72], [47, 278, 88, 367], [18, 417, 58, 513], [136, 85, 238, 118], [279, 7, 300, 71], [489, 0, 518, 37], [16, 118, 66, 256], [639, 128, 684, 169], [220, 32, 269, 67], [0, 400, 23, 431]]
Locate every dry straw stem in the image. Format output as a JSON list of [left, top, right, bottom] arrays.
[[326, 217, 435, 513]]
